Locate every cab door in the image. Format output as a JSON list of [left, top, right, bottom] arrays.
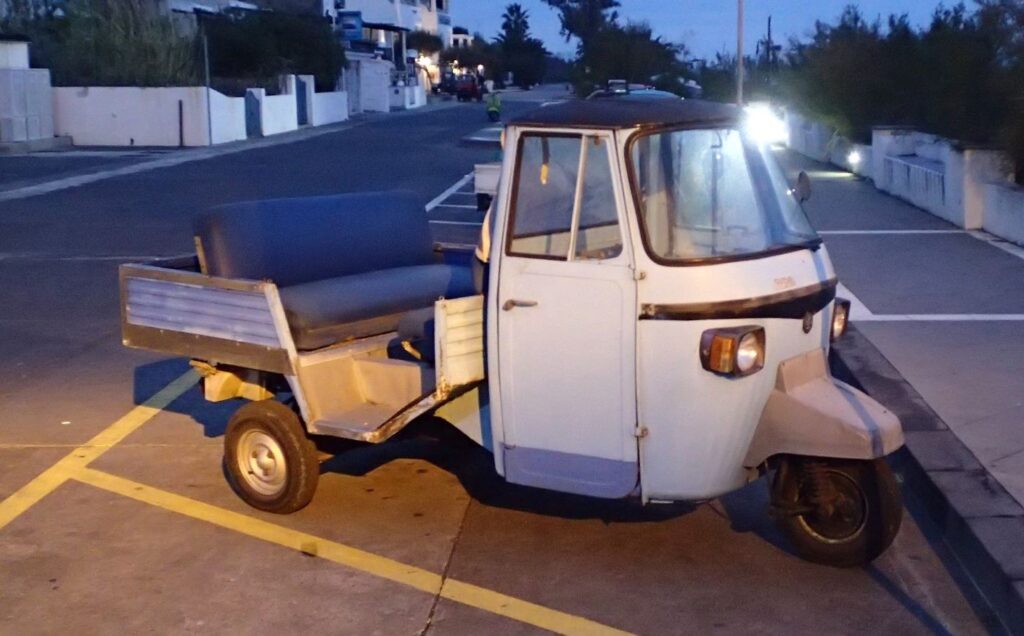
[[496, 131, 638, 498]]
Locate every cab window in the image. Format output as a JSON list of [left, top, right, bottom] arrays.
[[507, 134, 623, 261]]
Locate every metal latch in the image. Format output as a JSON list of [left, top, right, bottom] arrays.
[[634, 425, 649, 439]]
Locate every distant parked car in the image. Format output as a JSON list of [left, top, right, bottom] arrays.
[[456, 76, 484, 102], [436, 71, 457, 95], [587, 87, 680, 100]]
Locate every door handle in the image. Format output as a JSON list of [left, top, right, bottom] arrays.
[[502, 299, 538, 311]]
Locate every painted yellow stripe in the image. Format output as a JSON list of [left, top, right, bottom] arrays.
[[74, 467, 442, 594], [74, 468, 634, 636], [0, 370, 198, 532], [440, 578, 634, 636]]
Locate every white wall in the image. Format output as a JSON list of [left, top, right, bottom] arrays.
[[209, 89, 245, 145], [359, 58, 392, 113], [53, 86, 247, 147], [311, 90, 349, 126], [0, 68, 53, 142], [259, 92, 298, 137], [983, 183, 1024, 246], [54, 86, 209, 146], [0, 41, 29, 69], [388, 84, 427, 111]]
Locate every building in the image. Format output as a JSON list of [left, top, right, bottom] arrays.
[[450, 26, 472, 49], [336, 0, 452, 45]]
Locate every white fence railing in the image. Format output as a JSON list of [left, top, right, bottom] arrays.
[[883, 155, 946, 210]]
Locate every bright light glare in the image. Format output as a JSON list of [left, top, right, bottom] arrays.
[[744, 104, 787, 145], [848, 150, 862, 166]]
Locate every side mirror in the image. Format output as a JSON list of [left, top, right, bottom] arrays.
[[795, 171, 812, 203]]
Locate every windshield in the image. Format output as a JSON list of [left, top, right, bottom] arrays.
[[630, 128, 819, 262]]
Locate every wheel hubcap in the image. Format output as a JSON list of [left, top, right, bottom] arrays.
[[798, 470, 867, 543], [236, 430, 287, 496]]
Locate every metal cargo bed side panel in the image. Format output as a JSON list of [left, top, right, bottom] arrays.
[[120, 263, 292, 374]]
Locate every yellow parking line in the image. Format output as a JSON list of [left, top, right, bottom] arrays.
[[73, 467, 633, 636], [0, 370, 198, 532]]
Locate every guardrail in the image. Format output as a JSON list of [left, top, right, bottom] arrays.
[[883, 155, 946, 209]]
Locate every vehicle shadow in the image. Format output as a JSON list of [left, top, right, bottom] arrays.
[[314, 416, 796, 536]]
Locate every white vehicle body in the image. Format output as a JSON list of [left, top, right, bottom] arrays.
[[120, 98, 902, 509]]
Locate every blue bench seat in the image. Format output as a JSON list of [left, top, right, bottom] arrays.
[[195, 191, 474, 351]]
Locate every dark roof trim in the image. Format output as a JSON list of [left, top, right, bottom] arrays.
[[0, 33, 31, 43], [511, 98, 741, 131]]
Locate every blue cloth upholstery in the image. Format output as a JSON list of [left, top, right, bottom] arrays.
[[281, 264, 473, 350], [195, 192, 474, 350], [196, 191, 434, 286]]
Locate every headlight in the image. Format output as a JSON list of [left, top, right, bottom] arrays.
[[831, 298, 851, 341], [700, 326, 766, 377]]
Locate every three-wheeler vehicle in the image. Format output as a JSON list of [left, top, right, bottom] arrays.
[[120, 98, 904, 567]]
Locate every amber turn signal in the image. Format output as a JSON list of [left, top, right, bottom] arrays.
[[831, 298, 851, 341]]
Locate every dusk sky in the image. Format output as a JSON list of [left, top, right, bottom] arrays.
[[452, 1, 946, 59]]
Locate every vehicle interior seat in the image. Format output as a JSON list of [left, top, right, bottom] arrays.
[[194, 191, 475, 351]]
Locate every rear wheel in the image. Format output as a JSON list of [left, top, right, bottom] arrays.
[[773, 457, 902, 567], [224, 400, 319, 514]]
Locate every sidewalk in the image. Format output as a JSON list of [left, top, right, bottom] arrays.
[[779, 149, 1024, 631]]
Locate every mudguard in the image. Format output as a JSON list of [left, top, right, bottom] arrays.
[[744, 349, 904, 468]]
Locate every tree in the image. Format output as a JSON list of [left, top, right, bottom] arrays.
[[48, 0, 197, 87], [543, 0, 619, 45], [498, 3, 530, 45], [494, 3, 547, 88], [202, 9, 345, 92], [407, 29, 443, 55], [542, 0, 687, 94], [586, 22, 684, 88]]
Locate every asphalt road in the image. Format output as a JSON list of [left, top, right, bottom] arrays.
[[0, 97, 996, 634]]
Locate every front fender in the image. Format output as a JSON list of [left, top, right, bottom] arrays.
[[744, 349, 904, 468]]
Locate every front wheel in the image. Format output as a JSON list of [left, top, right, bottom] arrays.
[[772, 457, 902, 567], [224, 400, 320, 514]]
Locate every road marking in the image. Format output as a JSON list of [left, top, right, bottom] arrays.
[[838, 282, 1024, 322], [0, 370, 198, 532], [858, 314, 1024, 322], [837, 282, 875, 320], [819, 230, 962, 235], [432, 203, 479, 210], [73, 467, 633, 636], [0, 121, 364, 203], [426, 173, 473, 212], [0, 252, 191, 263], [968, 230, 1024, 262]]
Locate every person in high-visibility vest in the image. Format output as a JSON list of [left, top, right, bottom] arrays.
[[486, 91, 501, 122]]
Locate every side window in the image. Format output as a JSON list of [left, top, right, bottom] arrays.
[[507, 134, 623, 261], [508, 135, 581, 259], [575, 137, 623, 260]]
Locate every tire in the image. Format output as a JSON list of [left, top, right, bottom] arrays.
[[773, 457, 902, 567], [224, 400, 320, 514]]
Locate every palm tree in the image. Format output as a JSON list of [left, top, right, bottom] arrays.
[[498, 3, 530, 45]]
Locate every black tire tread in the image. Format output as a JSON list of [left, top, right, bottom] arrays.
[[775, 457, 902, 568], [224, 400, 319, 514]]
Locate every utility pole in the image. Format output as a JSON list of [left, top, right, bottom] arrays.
[[203, 34, 212, 146], [736, 0, 744, 106]]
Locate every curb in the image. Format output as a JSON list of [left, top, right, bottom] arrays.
[[831, 325, 1024, 635]]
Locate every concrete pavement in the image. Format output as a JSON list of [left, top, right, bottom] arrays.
[[781, 151, 1024, 507], [780, 148, 1024, 633]]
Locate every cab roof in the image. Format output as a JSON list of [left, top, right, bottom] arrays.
[[511, 97, 741, 131]]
